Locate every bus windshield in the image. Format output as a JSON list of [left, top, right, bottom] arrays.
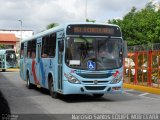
[[6, 52, 16, 63], [65, 37, 123, 70]]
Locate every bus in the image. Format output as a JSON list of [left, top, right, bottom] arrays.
[[20, 23, 126, 98], [0, 49, 17, 72]]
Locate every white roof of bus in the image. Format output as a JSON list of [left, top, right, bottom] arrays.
[[22, 22, 120, 42]]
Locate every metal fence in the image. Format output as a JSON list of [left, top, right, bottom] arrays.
[[124, 43, 160, 88]]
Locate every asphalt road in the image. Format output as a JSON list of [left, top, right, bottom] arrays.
[[0, 71, 160, 120]]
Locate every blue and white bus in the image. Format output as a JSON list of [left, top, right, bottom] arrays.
[[0, 49, 17, 72], [20, 23, 126, 98]]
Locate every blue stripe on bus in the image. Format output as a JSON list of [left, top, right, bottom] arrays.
[[40, 59, 45, 86]]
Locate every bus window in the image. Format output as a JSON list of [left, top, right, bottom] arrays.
[[49, 33, 56, 57], [42, 33, 56, 58], [31, 52, 36, 59], [58, 40, 64, 52], [27, 41, 31, 58], [27, 40, 36, 58], [20, 43, 24, 59], [6, 53, 16, 62], [38, 44, 41, 60], [65, 37, 123, 70], [27, 51, 30, 58], [42, 35, 49, 58]]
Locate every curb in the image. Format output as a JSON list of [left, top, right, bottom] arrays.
[[123, 83, 160, 95], [6, 68, 20, 72]]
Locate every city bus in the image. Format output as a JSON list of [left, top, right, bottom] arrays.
[[20, 23, 126, 98], [0, 49, 17, 72]]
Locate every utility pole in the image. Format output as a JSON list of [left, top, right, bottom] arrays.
[[18, 19, 22, 55], [85, 0, 88, 21], [18, 19, 22, 49]]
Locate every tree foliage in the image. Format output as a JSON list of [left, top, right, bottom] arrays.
[[86, 19, 96, 23], [0, 44, 5, 49], [46, 23, 59, 29], [108, 3, 160, 46]]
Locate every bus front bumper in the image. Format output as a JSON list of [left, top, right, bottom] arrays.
[[62, 81, 123, 95]]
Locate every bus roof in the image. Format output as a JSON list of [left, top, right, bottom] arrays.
[[22, 22, 121, 42]]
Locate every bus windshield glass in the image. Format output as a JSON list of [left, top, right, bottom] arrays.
[[65, 37, 123, 70], [6, 50, 16, 63]]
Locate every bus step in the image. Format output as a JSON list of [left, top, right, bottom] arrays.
[[37, 85, 41, 88]]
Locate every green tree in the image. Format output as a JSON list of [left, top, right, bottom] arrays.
[[108, 3, 160, 46], [0, 44, 5, 49], [86, 19, 96, 23], [46, 23, 59, 29]]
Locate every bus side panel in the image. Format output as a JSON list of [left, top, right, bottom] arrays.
[[27, 59, 35, 84], [38, 58, 56, 89], [20, 58, 28, 81], [20, 58, 24, 80], [20, 43, 27, 81], [0, 54, 6, 70], [20, 60, 27, 81]]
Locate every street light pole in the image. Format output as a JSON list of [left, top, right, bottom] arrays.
[[85, 0, 87, 21], [18, 19, 22, 47]]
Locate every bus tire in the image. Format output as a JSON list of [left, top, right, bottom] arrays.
[[93, 94, 104, 98], [49, 76, 58, 98], [26, 72, 33, 89], [2, 69, 6, 72]]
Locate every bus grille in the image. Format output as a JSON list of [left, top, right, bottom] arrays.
[[82, 80, 109, 84], [77, 73, 113, 78], [85, 86, 106, 90]]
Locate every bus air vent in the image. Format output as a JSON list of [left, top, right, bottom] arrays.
[[85, 86, 106, 90], [77, 73, 113, 78]]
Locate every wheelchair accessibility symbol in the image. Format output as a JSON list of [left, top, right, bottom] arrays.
[[87, 61, 96, 70]]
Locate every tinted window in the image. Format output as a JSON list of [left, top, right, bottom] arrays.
[[42, 33, 56, 58]]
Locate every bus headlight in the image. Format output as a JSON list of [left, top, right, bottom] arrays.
[[110, 75, 122, 84], [68, 74, 80, 84]]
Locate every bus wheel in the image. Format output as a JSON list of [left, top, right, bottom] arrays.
[[26, 73, 33, 89], [2, 69, 6, 72], [49, 76, 58, 98], [93, 94, 104, 98]]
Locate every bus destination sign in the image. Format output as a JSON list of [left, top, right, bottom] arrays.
[[74, 27, 114, 35], [66, 24, 121, 37]]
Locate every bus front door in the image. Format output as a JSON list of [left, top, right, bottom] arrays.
[[21, 42, 27, 80], [35, 38, 42, 86], [57, 40, 64, 92]]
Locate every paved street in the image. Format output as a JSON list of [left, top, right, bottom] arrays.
[[0, 71, 160, 119]]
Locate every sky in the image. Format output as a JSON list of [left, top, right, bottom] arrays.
[[0, 0, 152, 33]]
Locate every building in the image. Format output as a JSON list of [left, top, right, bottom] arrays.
[[0, 33, 17, 51], [0, 30, 34, 52], [0, 29, 34, 40]]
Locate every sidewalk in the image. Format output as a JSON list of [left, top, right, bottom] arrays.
[[123, 83, 160, 95], [5, 68, 19, 72]]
